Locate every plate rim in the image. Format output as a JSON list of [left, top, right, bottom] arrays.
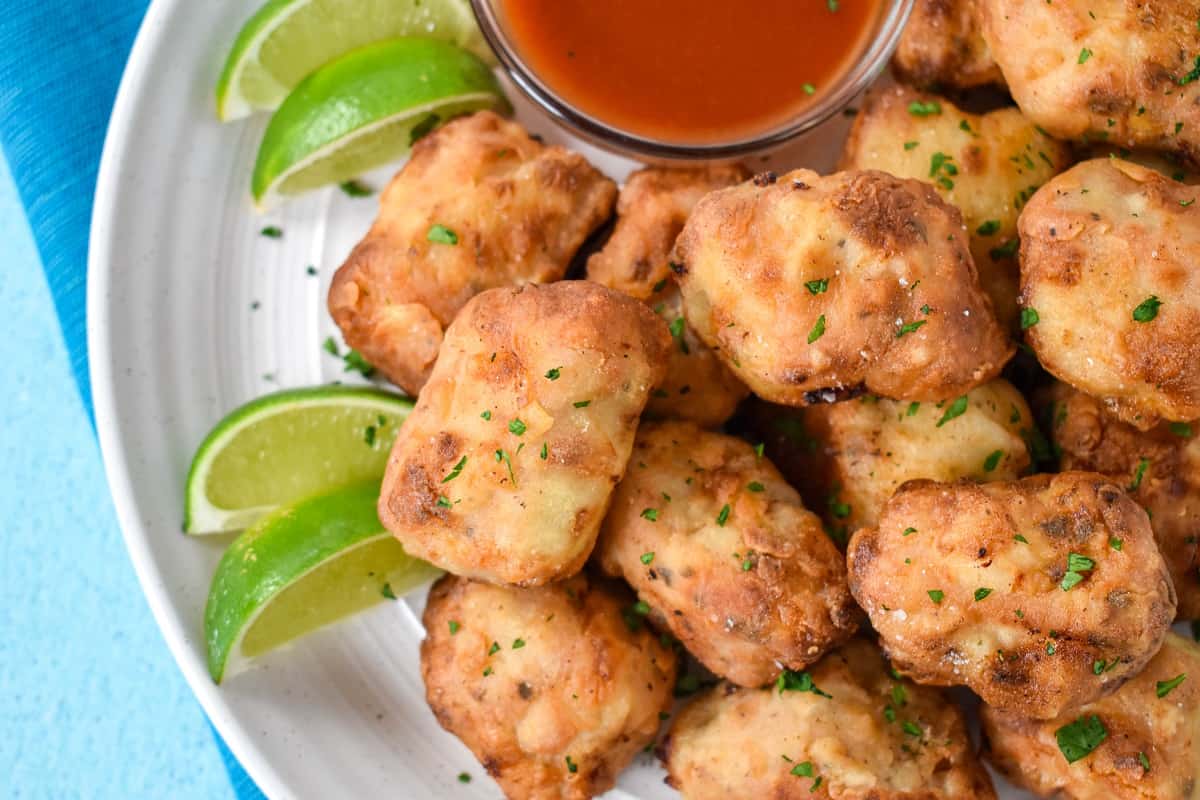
[[87, 0, 293, 796]]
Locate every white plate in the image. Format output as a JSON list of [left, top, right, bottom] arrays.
[[89, 1, 1036, 797]]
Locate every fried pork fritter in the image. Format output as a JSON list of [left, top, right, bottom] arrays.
[[378, 281, 670, 586], [979, 0, 1200, 164], [746, 380, 1032, 539], [659, 637, 997, 800], [1046, 382, 1200, 620], [587, 166, 750, 427], [894, 0, 1004, 90], [847, 472, 1176, 719], [328, 111, 617, 395], [672, 168, 1012, 407], [1019, 158, 1200, 429], [840, 86, 1072, 329], [983, 632, 1200, 800], [421, 574, 676, 800], [595, 421, 860, 688]]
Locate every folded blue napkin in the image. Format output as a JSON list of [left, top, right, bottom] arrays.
[[0, 2, 263, 797]]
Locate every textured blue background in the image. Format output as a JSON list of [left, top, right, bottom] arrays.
[[0, 152, 231, 798]]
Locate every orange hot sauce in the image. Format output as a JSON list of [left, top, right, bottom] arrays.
[[500, 0, 883, 144]]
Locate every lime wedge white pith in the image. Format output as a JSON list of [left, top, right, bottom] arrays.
[[215, 0, 494, 121], [250, 37, 509, 208], [184, 385, 412, 534], [205, 480, 440, 682]]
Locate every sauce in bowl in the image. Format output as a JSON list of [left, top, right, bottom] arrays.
[[498, 0, 884, 146]]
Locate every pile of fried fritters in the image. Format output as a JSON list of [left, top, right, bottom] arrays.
[[327, 1, 1200, 796]]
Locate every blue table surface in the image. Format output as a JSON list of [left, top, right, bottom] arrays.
[[0, 150, 232, 798]]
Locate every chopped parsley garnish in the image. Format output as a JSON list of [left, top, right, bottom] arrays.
[[803, 83, 816, 95], [640, 552, 655, 565], [436, 495, 452, 508], [904, 140, 919, 151], [1177, 54, 1200, 86], [928, 589, 945, 604], [633, 600, 650, 616], [495, 448, 517, 486], [1056, 715, 1107, 763], [807, 314, 826, 344], [565, 755, 578, 774], [747, 481, 765, 492], [976, 219, 1001, 236], [716, 503, 731, 526], [902, 721, 922, 737], [364, 425, 377, 447], [827, 0, 839, 10], [902, 527, 917, 536], [1170, 422, 1193, 437], [457, 772, 471, 784], [342, 349, 375, 377], [427, 223, 458, 245], [804, 278, 829, 295], [512, 638, 526, 649], [322, 336, 339, 356], [1128, 457, 1150, 491], [448, 620, 461, 635], [790, 761, 814, 777], [1156, 673, 1187, 698], [338, 180, 373, 197], [896, 319, 926, 338], [959, 119, 976, 136], [989, 238, 1019, 260], [668, 316, 690, 354], [754, 442, 765, 459], [974, 587, 993, 601], [1020, 308, 1040, 329], [1078, 47, 1092, 64], [442, 456, 467, 483], [573, 400, 591, 408], [908, 100, 942, 117], [482, 666, 493, 676], [1109, 537, 1123, 551], [545, 367, 561, 380], [776, 669, 832, 698], [380, 583, 396, 600], [1138, 751, 1151, 772], [1014, 534, 1029, 543], [1132, 295, 1162, 322], [983, 450, 1004, 472], [480, 410, 492, 420], [487, 641, 500, 656], [936, 396, 968, 427], [640, 508, 659, 522], [260, 225, 283, 238], [540, 442, 548, 460], [508, 418, 527, 436], [906, 402, 920, 417], [409, 112, 440, 144], [1061, 552, 1096, 591]]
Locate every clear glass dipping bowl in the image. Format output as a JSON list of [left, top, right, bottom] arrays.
[[469, 0, 915, 160]]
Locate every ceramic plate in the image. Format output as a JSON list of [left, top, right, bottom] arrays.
[[90, 0, 1037, 796]]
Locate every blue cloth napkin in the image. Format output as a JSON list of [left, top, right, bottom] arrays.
[[0, 3, 264, 797]]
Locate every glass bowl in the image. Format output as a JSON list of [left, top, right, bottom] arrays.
[[469, 0, 915, 160]]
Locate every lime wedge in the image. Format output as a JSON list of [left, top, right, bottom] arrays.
[[205, 480, 440, 682], [215, 0, 494, 121], [250, 38, 509, 208], [184, 385, 412, 534]]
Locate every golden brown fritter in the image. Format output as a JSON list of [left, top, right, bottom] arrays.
[[847, 472, 1177, 720], [659, 637, 997, 800], [587, 166, 750, 427], [1019, 158, 1200, 429], [746, 380, 1032, 541], [672, 168, 1013, 407], [983, 632, 1200, 800], [839, 86, 1072, 329], [378, 281, 670, 586], [979, 0, 1200, 164], [1087, 147, 1200, 185], [421, 574, 676, 800], [595, 421, 860, 688], [1046, 382, 1200, 620], [328, 111, 617, 395], [894, 0, 1005, 90]]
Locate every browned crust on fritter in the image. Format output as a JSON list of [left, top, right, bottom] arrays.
[[848, 472, 1176, 719], [893, 0, 1006, 90]]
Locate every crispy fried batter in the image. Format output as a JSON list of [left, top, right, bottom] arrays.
[[983, 632, 1200, 800], [1047, 382, 1200, 619], [659, 637, 997, 799], [672, 168, 1013, 406], [378, 281, 670, 586], [328, 111, 617, 394], [1019, 158, 1200, 429], [421, 574, 676, 800], [979, 0, 1200, 164], [847, 472, 1176, 719], [894, 0, 1005, 90], [840, 86, 1072, 329], [587, 166, 751, 428], [595, 421, 860, 688], [746, 380, 1032, 540]]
